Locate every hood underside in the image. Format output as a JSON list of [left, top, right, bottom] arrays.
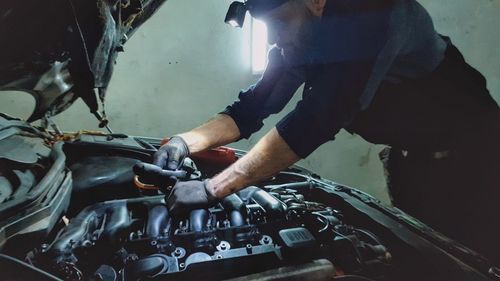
[[0, 0, 167, 124]]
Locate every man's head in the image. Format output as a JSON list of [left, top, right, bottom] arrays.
[[226, 0, 327, 62]]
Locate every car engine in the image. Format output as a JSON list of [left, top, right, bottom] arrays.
[[27, 168, 390, 281], [0, 124, 495, 281]]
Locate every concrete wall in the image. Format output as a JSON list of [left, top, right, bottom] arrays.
[[1, 0, 499, 205]]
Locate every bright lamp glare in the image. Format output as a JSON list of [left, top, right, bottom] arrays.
[[228, 19, 239, 28], [251, 19, 268, 74]]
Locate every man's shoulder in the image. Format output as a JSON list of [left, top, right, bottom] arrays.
[[325, 0, 395, 15], [325, 0, 427, 22]]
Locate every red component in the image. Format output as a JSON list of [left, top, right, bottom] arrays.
[[191, 147, 238, 167], [160, 138, 170, 146]]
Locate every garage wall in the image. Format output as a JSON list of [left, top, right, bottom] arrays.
[[1, 0, 499, 204]]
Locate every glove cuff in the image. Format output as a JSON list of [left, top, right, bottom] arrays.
[[203, 179, 219, 205], [170, 135, 190, 155]]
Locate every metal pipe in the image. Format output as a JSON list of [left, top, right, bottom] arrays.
[[189, 209, 208, 232], [146, 205, 169, 237], [247, 187, 286, 220], [222, 194, 246, 227]]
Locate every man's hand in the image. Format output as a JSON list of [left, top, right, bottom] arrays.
[[153, 136, 189, 170], [166, 128, 299, 217], [207, 127, 300, 198], [167, 180, 219, 217], [153, 115, 240, 170]]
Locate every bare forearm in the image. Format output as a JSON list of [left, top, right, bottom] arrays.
[[177, 114, 240, 154], [207, 127, 300, 198]]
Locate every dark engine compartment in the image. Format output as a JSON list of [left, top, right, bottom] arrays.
[[27, 178, 390, 281], [0, 121, 497, 281]]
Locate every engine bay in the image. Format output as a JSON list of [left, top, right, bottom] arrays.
[[0, 121, 496, 281], [27, 169, 390, 281]]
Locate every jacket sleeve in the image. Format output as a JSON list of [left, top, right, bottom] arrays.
[[221, 47, 305, 139], [276, 61, 378, 158]]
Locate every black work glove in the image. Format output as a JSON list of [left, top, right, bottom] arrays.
[[153, 136, 189, 170], [167, 180, 219, 217]]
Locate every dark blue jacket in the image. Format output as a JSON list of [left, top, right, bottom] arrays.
[[222, 0, 498, 157]]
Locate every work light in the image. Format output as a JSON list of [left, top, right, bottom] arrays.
[[225, 1, 247, 28]]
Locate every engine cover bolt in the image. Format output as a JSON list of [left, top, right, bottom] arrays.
[[216, 241, 231, 252], [172, 247, 186, 259], [246, 244, 253, 254], [260, 235, 273, 245]]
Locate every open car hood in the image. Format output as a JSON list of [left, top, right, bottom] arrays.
[[0, 0, 167, 125]]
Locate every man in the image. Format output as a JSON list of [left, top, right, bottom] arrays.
[[148, 0, 500, 262]]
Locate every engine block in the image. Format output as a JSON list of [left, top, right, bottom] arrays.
[[30, 183, 390, 281]]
